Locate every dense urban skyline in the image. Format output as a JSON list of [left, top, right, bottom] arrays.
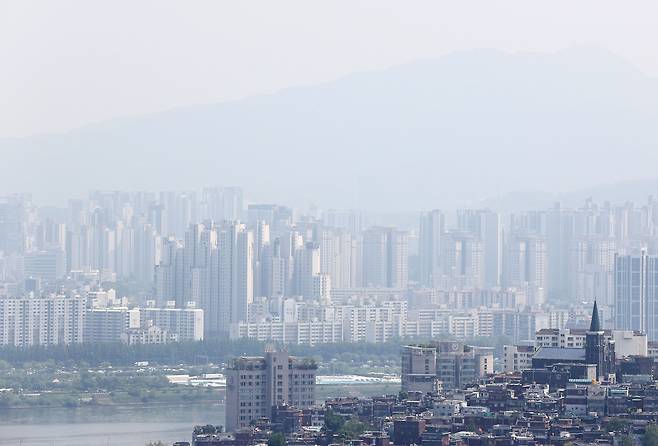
[[4, 186, 658, 349], [5, 2, 658, 444]]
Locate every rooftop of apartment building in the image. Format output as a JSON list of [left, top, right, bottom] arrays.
[[228, 355, 318, 371]]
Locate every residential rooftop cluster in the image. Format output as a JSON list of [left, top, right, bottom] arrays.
[[199, 303, 658, 445]]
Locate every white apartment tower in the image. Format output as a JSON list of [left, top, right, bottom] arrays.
[[362, 227, 408, 288], [0, 295, 85, 347], [419, 210, 445, 287], [615, 250, 658, 341], [457, 209, 501, 288], [296, 242, 320, 298], [212, 222, 254, 337], [504, 234, 547, 306], [441, 231, 483, 289]]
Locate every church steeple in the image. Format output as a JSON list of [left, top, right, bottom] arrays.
[[586, 299, 612, 381], [589, 300, 602, 332]]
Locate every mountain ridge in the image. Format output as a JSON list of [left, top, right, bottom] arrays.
[[2, 47, 658, 210]]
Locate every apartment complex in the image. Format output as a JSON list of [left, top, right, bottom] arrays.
[[0, 295, 85, 346], [140, 304, 204, 342], [85, 307, 140, 343], [121, 322, 179, 345], [232, 296, 566, 345], [86, 305, 204, 344], [0, 292, 206, 347]]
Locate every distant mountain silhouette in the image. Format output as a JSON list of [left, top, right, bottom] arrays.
[[474, 179, 658, 212], [2, 47, 658, 210]]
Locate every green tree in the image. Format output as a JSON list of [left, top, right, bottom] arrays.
[[620, 434, 636, 446], [643, 424, 658, 446], [465, 419, 479, 433], [340, 419, 367, 439], [606, 418, 630, 433], [268, 432, 286, 446], [324, 409, 345, 433], [0, 393, 19, 408]]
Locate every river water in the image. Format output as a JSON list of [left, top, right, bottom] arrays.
[[0, 403, 225, 446], [0, 382, 400, 446]]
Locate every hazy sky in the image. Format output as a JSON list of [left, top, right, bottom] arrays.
[[2, 0, 658, 138]]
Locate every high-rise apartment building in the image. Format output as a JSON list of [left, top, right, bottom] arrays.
[[569, 237, 616, 306], [211, 222, 254, 336], [133, 223, 162, 283], [183, 223, 216, 306], [225, 349, 318, 432], [441, 231, 483, 289], [159, 191, 197, 239], [295, 242, 320, 298], [504, 234, 546, 306], [362, 227, 408, 288], [0, 194, 29, 254], [140, 304, 204, 342], [362, 228, 388, 287], [23, 248, 66, 282], [0, 295, 85, 346], [457, 210, 501, 288], [419, 210, 445, 287], [155, 237, 184, 306], [85, 307, 140, 343], [615, 250, 658, 341], [247, 204, 293, 237], [221, 187, 244, 222]]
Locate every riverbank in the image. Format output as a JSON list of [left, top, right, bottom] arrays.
[[0, 396, 222, 410], [0, 386, 221, 409]]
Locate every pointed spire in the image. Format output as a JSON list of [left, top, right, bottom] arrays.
[[589, 300, 602, 332]]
